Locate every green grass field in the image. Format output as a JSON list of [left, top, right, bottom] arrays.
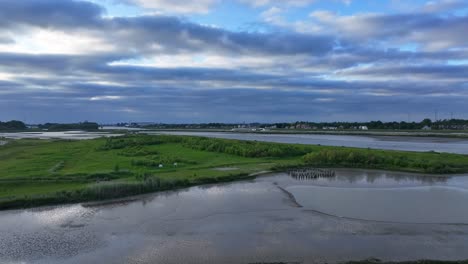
[[1, 134, 467, 209]]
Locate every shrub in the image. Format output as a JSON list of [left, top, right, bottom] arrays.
[[302, 149, 457, 173]]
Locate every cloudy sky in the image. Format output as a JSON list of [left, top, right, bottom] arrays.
[[1, 0, 467, 123]]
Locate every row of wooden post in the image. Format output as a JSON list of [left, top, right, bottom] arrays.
[[288, 168, 335, 179]]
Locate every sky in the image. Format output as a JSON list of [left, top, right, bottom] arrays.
[[1, 0, 468, 123]]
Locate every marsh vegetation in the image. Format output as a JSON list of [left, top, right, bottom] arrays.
[[1, 134, 467, 209]]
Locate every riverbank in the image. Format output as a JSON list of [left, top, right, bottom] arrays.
[[1, 134, 468, 210], [149, 131, 468, 155]]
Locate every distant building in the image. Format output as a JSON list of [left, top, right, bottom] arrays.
[[359, 126, 369, 130], [296, 124, 311, 129], [422, 125, 432, 130]]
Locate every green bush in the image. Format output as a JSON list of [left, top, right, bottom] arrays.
[[302, 149, 458, 173], [174, 136, 311, 158], [99, 135, 163, 150]]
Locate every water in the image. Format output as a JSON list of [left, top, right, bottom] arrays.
[[3, 130, 468, 154], [1, 169, 468, 264], [0, 131, 122, 140], [151, 131, 468, 154]]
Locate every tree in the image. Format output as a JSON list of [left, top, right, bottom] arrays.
[[421, 118, 432, 127], [0, 120, 27, 131]]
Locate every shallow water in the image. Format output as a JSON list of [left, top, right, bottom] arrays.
[[152, 131, 468, 154], [0, 131, 122, 140], [1, 169, 468, 263]]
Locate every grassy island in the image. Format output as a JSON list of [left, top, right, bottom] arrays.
[[1, 134, 468, 210]]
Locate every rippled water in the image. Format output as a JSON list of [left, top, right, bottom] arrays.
[[152, 131, 468, 154], [1, 169, 468, 264]]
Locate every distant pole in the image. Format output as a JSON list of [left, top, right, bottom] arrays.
[[451, 112, 454, 120]]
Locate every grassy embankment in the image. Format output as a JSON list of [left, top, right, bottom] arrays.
[[1, 134, 468, 209]]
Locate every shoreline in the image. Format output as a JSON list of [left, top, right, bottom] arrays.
[[1, 167, 466, 212], [144, 128, 468, 139]]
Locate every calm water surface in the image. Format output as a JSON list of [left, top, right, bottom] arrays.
[[152, 131, 468, 154], [1, 169, 468, 264], [0, 131, 122, 140]]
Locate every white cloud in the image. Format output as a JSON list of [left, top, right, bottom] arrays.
[[422, 0, 466, 13], [90, 95, 123, 101], [240, 0, 352, 7], [307, 10, 468, 51], [0, 29, 115, 55], [126, 0, 218, 14], [260, 6, 285, 24], [240, 0, 316, 7], [315, 98, 336, 102], [0, 72, 14, 81]]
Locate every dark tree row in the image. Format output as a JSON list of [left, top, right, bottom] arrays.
[[278, 119, 468, 130], [38, 122, 99, 131], [0, 120, 26, 131]]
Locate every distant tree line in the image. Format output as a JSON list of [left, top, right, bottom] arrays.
[[124, 118, 468, 130], [274, 119, 468, 130], [0, 120, 26, 131], [132, 122, 244, 130], [38, 121, 99, 131]]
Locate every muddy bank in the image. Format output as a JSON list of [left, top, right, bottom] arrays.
[[2, 169, 468, 264]]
